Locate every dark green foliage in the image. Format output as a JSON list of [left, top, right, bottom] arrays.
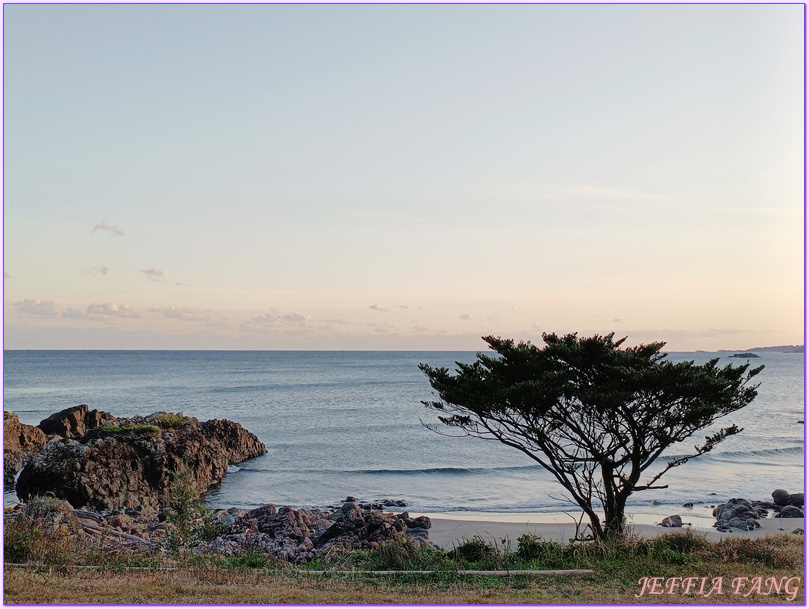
[[165, 471, 222, 548], [449, 536, 500, 564], [420, 333, 763, 540], [515, 533, 562, 562]]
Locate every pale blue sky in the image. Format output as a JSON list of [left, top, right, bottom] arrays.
[[3, 4, 804, 350]]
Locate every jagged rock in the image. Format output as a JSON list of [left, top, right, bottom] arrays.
[[786, 493, 804, 509], [713, 498, 753, 520], [185, 502, 434, 564], [38, 405, 116, 439], [792, 528, 804, 535], [776, 505, 803, 519], [661, 515, 682, 528], [682, 502, 694, 509], [772, 489, 790, 507], [4, 412, 47, 485], [16, 412, 266, 511], [6, 497, 435, 565]]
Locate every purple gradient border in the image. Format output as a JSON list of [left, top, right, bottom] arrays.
[[1, 3, 806, 608]]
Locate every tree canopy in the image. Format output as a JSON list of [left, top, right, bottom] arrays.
[[419, 333, 763, 539]]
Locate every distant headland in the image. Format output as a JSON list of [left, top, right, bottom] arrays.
[[716, 345, 804, 354]]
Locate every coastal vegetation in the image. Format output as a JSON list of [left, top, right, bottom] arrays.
[[151, 413, 191, 429], [420, 333, 763, 540], [4, 512, 803, 604]]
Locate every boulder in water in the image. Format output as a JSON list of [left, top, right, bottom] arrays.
[[16, 411, 267, 511]]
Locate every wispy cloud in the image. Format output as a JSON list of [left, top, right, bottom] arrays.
[[369, 304, 390, 312], [459, 313, 474, 320], [86, 302, 139, 318], [92, 221, 125, 236], [149, 306, 211, 322], [14, 299, 59, 318], [61, 308, 86, 320], [82, 266, 109, 276], [240, 311, 312, 332], [141, 268, 165, 282]]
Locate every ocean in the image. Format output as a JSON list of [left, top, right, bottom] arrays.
[[3, 350, 804, 518]]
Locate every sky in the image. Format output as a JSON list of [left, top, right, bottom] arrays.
[[2, 3, 805, 351]]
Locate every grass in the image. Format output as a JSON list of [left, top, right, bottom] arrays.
[[150, 413, 190, 429], [4, 507, 804, 604]]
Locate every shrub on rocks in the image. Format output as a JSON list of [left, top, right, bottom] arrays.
[[4, 497, 85, 565]]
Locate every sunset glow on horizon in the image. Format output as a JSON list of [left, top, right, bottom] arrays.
[[3, 4, 804, 352]]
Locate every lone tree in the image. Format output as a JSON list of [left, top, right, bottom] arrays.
[[419, 333, 763, 540]]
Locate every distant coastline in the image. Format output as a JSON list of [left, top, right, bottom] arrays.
[[714, 345, 804, 354]]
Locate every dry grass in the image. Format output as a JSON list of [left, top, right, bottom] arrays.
[[4, 561, 804, 605]]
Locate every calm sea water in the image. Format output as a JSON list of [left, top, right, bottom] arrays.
[[3, 350, 804, 515]]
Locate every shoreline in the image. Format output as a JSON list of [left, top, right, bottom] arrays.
[[410, 511, 805, 548]]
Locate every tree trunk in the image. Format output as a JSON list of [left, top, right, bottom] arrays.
[[600, 461, 626, 540], [602, 503, 625, 540]]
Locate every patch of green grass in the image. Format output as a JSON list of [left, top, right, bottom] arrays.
[[150, 413, 190, 429]]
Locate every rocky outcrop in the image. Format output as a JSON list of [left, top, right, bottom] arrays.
[[776, 491, 805, 509], [204, 502, 432, 563], [4, 412, 47, 485], [776, 505, 804, 519], [16, 412, 267, 511], [713, 491, 805, 531], [5, 498, 433, 565], [713, 498, 763, 532], [38, 404, 116, 439]]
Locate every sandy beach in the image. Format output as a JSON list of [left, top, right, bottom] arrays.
[[418, 513, 805, 549]]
